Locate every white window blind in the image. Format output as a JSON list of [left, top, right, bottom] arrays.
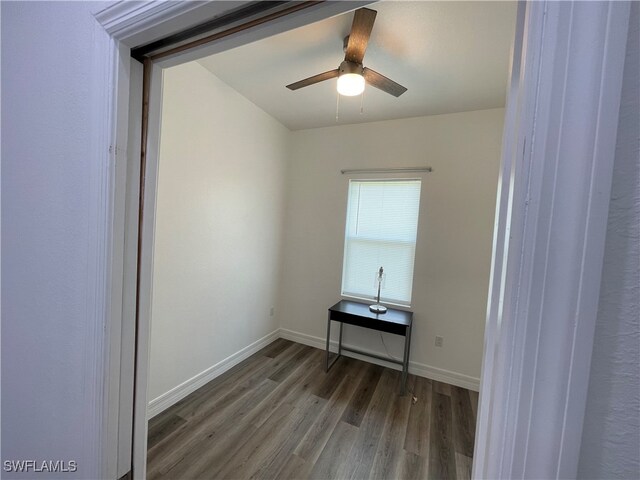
[[341, 179, 422, 306]]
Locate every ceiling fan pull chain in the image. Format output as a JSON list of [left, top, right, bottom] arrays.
[[360, 88, 365, 114], [335, 91, 340, 122]]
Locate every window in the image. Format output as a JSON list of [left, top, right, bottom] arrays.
[[341, 179, 422, 306]]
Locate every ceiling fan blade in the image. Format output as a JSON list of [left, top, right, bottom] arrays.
[[286, 69, 340, 90], [344, 8, 377, 64], [363, 68, 407, 97]]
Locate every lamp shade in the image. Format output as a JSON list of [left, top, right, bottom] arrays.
[[337, 73, 365, 96]]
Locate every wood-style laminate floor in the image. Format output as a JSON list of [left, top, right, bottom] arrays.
[[147, 339, 478, 480]]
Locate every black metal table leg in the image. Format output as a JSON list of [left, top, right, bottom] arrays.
[[325, 311, 331, 371], [326, 311, 341, 371], [402, 323, 412, 395]]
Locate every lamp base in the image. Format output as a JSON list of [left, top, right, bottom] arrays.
[[369, 304, 387, 314]]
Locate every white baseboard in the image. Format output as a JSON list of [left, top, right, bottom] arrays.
[[148, 326, 479, 418], [146, 329, 280, 419], [279, 328, 480, 391]]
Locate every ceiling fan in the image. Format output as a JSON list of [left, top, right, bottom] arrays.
[[286, 8, 407, 98]]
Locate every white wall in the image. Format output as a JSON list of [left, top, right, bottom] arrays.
[[148, 62, 289, 403], [279, 109, 504, 388], [578, 3, 640, 477], [1, 2, 111, 478]]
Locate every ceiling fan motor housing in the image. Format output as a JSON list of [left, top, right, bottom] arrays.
[[339, 60, 364, 76]]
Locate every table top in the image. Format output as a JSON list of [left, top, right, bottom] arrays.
[[329, 300, 413, 327]]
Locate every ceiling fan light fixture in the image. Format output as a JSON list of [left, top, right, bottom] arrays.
[[337, 60, 365, 96], [285, 9, 407, 98], [337, 73, 365, 96]]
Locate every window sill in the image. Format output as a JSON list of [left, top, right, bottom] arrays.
[[340, 294, 412, 311]]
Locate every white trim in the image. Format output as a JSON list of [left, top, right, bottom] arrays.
[[473, 2, 530, 476], [86, 13, 123, 480], [94, 1, 247, 48], [131, 61, 164, 480], [94, 1, 201, 38], [340, 294, 412, 310], [279, 328, 480, 392], [473, 2, 631, 479], [114, 55, 142, 479], [147, 330, 281, 419]]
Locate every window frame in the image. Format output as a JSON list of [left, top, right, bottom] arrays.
[[339, 178, 422, 308]]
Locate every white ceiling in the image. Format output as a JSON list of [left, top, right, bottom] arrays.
[[198, 1, 517, 131]]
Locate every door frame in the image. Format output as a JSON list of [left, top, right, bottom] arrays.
[[95, 2, 375, 478], [473, 2, 630, 478], [91, 1, 631, 479]]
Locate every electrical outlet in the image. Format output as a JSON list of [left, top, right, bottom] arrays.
[[270, 306, 275, 317], [435, 336, 444, 347]]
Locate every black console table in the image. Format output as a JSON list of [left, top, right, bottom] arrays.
[[326, 300, 413, 395]]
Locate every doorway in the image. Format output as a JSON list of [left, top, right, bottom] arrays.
[[102, 1, 630, 479], [134, 3, 516, 478]]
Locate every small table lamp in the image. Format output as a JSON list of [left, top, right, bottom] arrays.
[[369, 266, 387, 314]]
